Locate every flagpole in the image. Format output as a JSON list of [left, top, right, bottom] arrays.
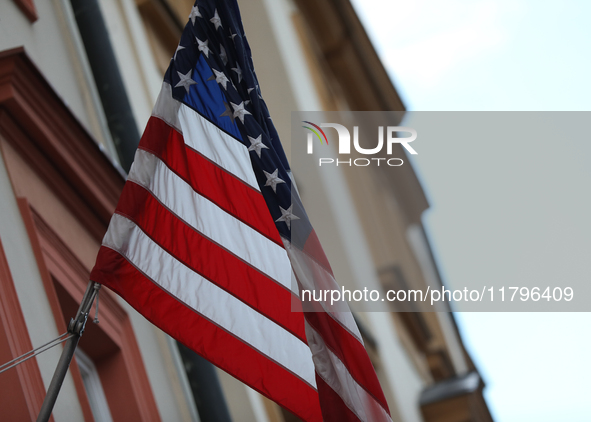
[[36, 281, 100, 422]]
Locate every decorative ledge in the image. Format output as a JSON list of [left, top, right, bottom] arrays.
[[13, 0, 38, 23]]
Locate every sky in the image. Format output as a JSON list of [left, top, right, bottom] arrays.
[[350, 0, 591, 421]]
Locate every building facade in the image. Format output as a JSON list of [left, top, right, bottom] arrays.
[[0, 0, 493, 421]]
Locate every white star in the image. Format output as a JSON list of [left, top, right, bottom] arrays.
[[219, 45, 228, 66], [210, 9, 222, 30], [275, 205, 300, 230], [212, 69, 229, 89], [196, 37, 210, 58], [232, 63, 243, 83], [229, 30, 238, 41], [189, 6, 201, 25], [175, 69, 197, 93], [230, 101, 251, 124], [173, 44, 185, 61], [247, 85, 263, 99], [263, 169, 285, 193], [247, 134, 268, 158]]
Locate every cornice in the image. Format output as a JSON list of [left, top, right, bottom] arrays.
[[0, 47, 124, 240]]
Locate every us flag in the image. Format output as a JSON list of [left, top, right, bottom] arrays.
[[90, 1, 391, 420]]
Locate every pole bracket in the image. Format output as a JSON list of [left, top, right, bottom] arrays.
[[36, 281, 101, 422]]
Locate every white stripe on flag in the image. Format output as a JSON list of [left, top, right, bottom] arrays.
[[151, 82, 258, 191], [128, 149, 292, 289], [152, 82, 182, 133], [103, 213, 317, 388], [177, 103, 259, 191], [305, 323, 392, 422]]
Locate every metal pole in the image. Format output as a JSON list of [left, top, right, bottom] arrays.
[[70, 0, 140, 172], [36, 281, 100, 422], [36, 335, 81, 422]]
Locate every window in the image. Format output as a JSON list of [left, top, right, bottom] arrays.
[[0, 48, 161, 422], [75, 349, 114, 422]]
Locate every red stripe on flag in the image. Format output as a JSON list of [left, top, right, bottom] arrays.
[[115, 181, 306, 342], [305, 311, 390, 413], [302, 229, 332, 273], [90, 247, 322, 422], [139, 116, 283, 247], [316, 376, 362, 422]]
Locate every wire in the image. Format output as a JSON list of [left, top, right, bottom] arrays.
[[0, 332, 74, 374]]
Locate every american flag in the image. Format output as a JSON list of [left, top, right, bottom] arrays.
[[90, 1, 391, 420]]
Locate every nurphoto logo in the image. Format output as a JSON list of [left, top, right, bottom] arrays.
[[302, 121, 417, 167]]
